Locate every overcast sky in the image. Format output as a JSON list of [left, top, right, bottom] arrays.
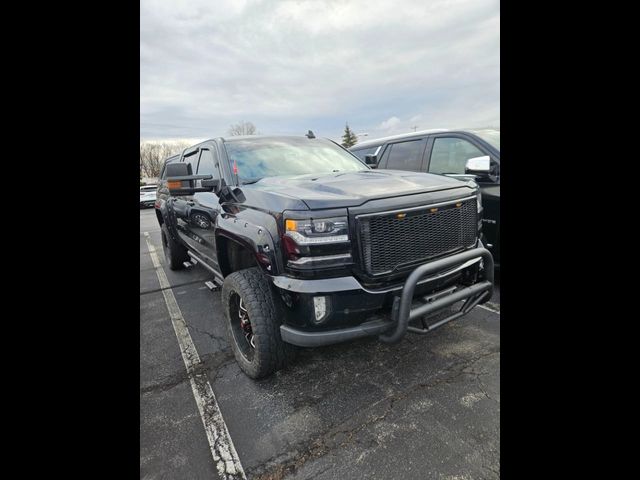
[[140, 0, 499, 143]]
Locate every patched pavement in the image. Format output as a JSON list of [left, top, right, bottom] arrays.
[[140, 208, 500, 479]]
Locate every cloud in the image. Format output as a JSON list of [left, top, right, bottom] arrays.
[[379, 116, 401, 131], [140, 0, 500, 141]]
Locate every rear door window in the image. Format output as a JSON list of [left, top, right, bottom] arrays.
[[383, 139, 427, 172]]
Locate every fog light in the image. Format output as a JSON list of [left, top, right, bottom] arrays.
[[313, 296, 327, 322]]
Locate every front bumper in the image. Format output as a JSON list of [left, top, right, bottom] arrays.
[[275, 247, 494, 347]]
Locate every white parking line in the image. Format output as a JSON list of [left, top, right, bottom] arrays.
[[478, 303, 500, 314], [144, 232, 246, 479]]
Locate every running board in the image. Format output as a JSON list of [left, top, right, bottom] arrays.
[[187, 251, 224, 287]]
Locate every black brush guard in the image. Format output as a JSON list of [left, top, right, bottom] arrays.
[[378, 247, 494, 343], [278, 247, 494, 347]]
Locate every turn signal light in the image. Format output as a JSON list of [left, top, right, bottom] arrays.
[[285, 219, 297, 231]]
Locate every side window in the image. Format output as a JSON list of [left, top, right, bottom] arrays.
[[385, 140, 425, 172], [183, 151, 200, 175], [196, 148, 219, 178], [377, 144, 391, 167], [429, 137, 485, 175]]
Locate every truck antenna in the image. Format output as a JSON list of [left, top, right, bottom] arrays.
[[306, 130, 316, 139]]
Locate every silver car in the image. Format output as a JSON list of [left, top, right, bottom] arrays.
[[140, 185, 157, 209]]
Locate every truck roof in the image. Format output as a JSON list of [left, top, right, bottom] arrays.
[[352, 129, 452, 149], [353, 128, 501, 149], [221, 135, 322, 142]]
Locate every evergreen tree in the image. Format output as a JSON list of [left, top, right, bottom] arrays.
[[341, 122, 358, 148]]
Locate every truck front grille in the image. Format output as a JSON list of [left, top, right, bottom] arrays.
[[357, 198, 477, 276]]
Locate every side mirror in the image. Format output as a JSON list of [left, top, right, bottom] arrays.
[[164, 163, 219, 195], [167, 176, 214, 195], [364, 154, 378, 168], [465, 156, 491, 175], [201, 178, 221, 193], [219, 185, 246, 204]]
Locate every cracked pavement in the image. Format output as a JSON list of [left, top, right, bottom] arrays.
[[140, 208, 500, 479]]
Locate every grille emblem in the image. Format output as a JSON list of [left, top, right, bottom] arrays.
[[396, 213, 406, 219]]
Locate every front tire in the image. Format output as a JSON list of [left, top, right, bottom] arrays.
[[222, 267, 294, 379], [161, 223, 189, 270]]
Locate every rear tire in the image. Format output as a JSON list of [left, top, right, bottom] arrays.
[[161, 223, 189, 270], [222, 267, 295, 379]]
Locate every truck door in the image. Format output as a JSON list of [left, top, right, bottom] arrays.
[[183, 146, 222, 271], [174, 149, 202, 252]]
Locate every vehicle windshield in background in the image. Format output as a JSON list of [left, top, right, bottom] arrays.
[[468, 129, 500, 150], [224, 137, 368, 184], [350, 146, 378, 161]]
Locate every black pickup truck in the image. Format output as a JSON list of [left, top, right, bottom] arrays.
[[155, 135, 494, 378]]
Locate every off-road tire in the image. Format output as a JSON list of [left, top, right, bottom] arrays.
[[222, 267, 295, 379], [161, 223, 189, 270]]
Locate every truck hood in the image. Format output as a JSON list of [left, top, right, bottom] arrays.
[[244, 170, 474, 210]]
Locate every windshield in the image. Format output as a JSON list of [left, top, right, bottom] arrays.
[[468, 129, 500, 151], [223, 137, 368, 184]]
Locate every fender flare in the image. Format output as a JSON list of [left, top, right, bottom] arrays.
[[215, 217, 280, 275]]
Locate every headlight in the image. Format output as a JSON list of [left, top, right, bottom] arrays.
[[284, 217, 349, 244], [283, 215, 352, 270]]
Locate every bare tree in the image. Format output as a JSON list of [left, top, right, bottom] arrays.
[[228, 121, 257, 136], [140, 140, 190, 178]]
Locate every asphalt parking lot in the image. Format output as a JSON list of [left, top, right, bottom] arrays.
[[140, 207, 500, 479]]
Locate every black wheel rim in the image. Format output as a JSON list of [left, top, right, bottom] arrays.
[[229, 293, 255, 361]]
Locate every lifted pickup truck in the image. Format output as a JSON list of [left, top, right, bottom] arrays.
[[155, 135, 494, 378]]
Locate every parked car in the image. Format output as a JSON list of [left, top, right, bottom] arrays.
[[350, 129, 500, 266], [140, 185, 158, 208], [155, 135, 494, 378]]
